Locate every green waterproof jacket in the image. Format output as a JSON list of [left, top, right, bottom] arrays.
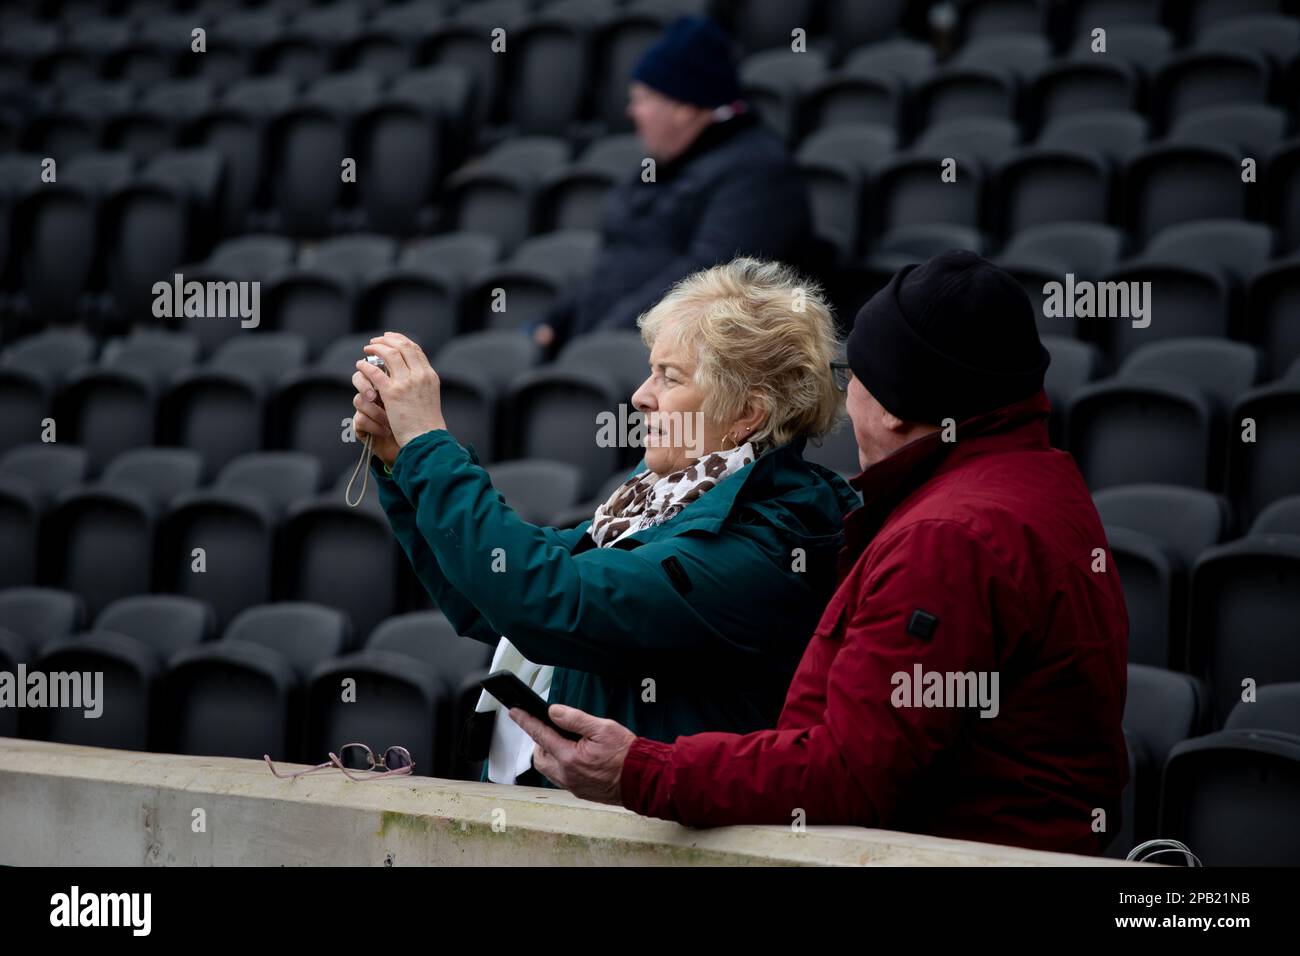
[[374, 428, 860, 749]]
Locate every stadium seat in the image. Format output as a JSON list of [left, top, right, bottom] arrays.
[[400, 231, 502, 285], [1068, 338, 1263, 492], [53, 331, 199, 474], [1093, 483, 1233, 667], [162, 602, 350, 761], [0, 586, 86, 662], [504, 367, 625, 495], [1041, 336, 1103, 445], [158, 452, 322, 631], [104, 79, 215, 159], [484, 458, 586, 525], [445, 137, 571, 252], [1264, 138, 1300, 254], [1153, 49, 1271, 127], [417, 0, 531, 129], [539, 134, 643, 232], [267, 71, 383, 237], [279, 493, 403, 641], [1029, 27, 1169, 126], [739, 48, 829, 144], [0, 328, 97, 457], [1101, 220, 1273, 358], [796, 123, 896, 260], [353, 72, 448, 235], [22, 592, 213, 750], [356, 265, 461, 355], [1189, 527, 1300, 722], [710, 0, 817, 56], [1227, 360, 1300, 523], [467, 230, 600, 331], [991, 143, 1114, 237], [1122, 141, 1252, 242], [192, 75, 301, 235], [506, 3, 604, 138], [1224, 682, 1300, 736], [556, 329, 649, 399], [995, 221, 1127, 335], [1245, 255, 1300, 377], [14, 151, 133, 322], [1160, 730, 1300, 865], [25, 630, 160, 750], [1123, 663, 1209, 847], [1036, 109, 1149, 163], [104, 150, 226, 322]]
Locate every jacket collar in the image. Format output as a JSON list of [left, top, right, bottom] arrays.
[[840, 390, 1053, 564], [609, 434, 853, 545], [656, 110, 759, 179]]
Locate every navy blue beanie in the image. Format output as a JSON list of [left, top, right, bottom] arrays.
[[846, 250, 1050, 425], [631, 16, 741, 109]]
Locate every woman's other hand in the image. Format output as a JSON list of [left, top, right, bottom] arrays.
[[357, 332, 449, 451], [351, 369, 400, 467]]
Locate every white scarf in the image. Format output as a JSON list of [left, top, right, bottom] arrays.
[[475, 442, 756, 784]]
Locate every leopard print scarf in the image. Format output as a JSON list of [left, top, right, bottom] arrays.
[[587, 442, 756, 548]]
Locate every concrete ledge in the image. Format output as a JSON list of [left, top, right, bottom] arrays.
[[0, 738, 1133, 866]]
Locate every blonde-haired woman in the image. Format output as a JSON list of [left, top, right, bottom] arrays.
[[353, 258, 859, 785]]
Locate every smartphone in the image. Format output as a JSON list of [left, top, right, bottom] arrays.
[[480, 671, 581, 741]]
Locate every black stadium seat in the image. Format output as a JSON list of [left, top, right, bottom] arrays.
[[1161, 730, 1300, 865], [158, 452, 322, 631], [0, 586, 86, 663], [1093, 483, 1232, 667], [161, 602, 350, 761], [1121, 663, 1209, 850], [1067, 338, 1263, 492], [1225, 682, 1300, 736], [1189, 524, 1300, 723]]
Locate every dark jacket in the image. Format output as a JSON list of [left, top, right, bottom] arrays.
[[545, 111, 812, 342], [375, 429, 860, 753], [621, 392, 1131, 856]]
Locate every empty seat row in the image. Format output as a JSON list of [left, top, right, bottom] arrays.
[[0, 439, 631, 627], [798, 112, 1300, 265], [762, 20, 1300, 147], [0, 589, 493, 779], [0, 325, 649, 478], [1095, 485, 1300, 724], [1112, 663, 1300, 864]]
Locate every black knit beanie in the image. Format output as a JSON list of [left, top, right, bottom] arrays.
[[631, 16, 741, 109], [845, 250, 1050, 425]]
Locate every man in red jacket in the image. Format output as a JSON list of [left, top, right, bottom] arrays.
[[512, 250, 1130, 855]]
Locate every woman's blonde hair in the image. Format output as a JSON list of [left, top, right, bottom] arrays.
[[637, 257, 842, 452]]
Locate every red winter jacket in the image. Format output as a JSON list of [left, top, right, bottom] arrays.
[[621, 391, 1130, 855]]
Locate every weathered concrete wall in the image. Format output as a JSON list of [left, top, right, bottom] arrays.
[[0, 738, 1133, 866]]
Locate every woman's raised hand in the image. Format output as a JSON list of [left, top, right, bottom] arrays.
[[356, 332, 449, 452]]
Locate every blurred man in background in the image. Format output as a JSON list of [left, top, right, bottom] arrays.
[[531, 15, 812, 353]]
